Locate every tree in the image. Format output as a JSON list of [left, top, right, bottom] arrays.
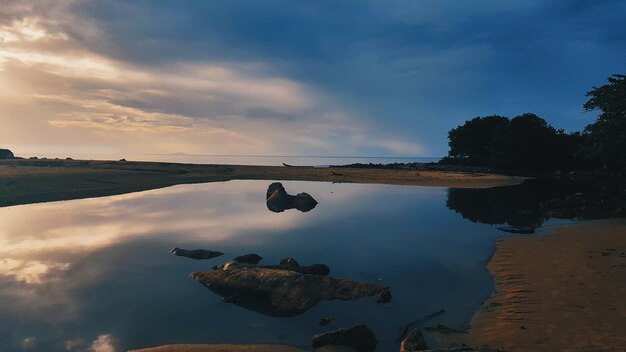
[[0, 148, 15, 159], [493, 113, 558, 170], [445, 113, 583, 172], [447, 115, 509, 166], [582, 74, 626, 170]]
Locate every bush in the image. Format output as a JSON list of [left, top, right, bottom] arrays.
[[0, 148, 15, 159]]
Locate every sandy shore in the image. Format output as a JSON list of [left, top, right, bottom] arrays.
[[458, 219, 626, 351], [0, 159, 525, 208]]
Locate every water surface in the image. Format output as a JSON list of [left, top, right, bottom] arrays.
[[0, 180, 568, 351]]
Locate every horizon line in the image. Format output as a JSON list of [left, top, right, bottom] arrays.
[[142, 153, 443, 159]]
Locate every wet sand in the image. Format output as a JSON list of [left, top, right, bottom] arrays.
[[0, 159, 525, 208], [459, 219, 626, 351]]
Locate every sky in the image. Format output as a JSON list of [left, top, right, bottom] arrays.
[[0, 0, 625, 159]]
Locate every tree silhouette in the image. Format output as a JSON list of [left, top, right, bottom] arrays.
[[582, 74, 626, 170]]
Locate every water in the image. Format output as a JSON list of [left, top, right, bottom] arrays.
[[0, 180, 570, 351]]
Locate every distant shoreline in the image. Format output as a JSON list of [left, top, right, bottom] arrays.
[[0, 158, 526, 208]]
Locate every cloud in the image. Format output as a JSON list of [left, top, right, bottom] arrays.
[[0, 1, 428, 158], [89, 334, 116, 352], [0, 258, 70, 284], [1, 0, 624, 157]]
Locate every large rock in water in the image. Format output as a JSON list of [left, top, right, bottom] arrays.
[[312, 325, 377, 352], [266, 182, 317, 213], [191, 267, 388, 317]]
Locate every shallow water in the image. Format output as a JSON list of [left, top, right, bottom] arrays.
[[0, 180, 569, 351]]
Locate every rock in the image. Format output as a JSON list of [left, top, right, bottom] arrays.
[[233, 254, 263, 265], [192, 268, 389, 317], [292, 192, 318, 211], [261, 263, 330, 276], [171, 248, 224, 260], [376, 288, 392, 303], [214, 257, 330, 276], [318, 315, 335, 326], [400, 328, 428, 351], [312, 325, 377, 352], [280, 257, 300, 267], [266, 183, 317, 213]]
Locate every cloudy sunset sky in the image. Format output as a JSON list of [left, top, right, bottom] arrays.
[[1, 1, 625, 159]]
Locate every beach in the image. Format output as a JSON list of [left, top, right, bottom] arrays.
[[458, 219, 626, 351], [0, 159, 526, 208], [2, 158, 624, 351]]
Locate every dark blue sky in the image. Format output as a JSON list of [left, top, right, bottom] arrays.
[[1, 0, 625, 157]]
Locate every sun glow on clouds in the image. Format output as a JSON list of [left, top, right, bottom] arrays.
[[0, 3, 425, 158]]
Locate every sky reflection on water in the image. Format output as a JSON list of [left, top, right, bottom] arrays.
[[0, 180, 554, 351]]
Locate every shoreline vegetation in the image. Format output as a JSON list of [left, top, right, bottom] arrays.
[[0, 158, 526, 208]]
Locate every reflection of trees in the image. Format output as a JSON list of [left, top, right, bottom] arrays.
[[448, 179, 626, 226], [446, 180, 571, 227]]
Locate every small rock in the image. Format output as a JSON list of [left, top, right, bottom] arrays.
[[318, 315, 335, 326], [400, 328, 427, 351], [171, 248, 224, 260], [376, 288, 392, 304], [312, 325, 377, 352], [280, 257, 300, 267], [233, 254, 263, 264]]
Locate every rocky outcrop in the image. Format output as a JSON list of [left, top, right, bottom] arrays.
[[312, 325, 377, 352], [192, 267, 389, 317], [212, 256, 330, 276], [266, 182, 318, 213], [171, 248, 224, 260]]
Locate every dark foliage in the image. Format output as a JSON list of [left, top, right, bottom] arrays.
[[445, 73, 626, 173], [0, 148, 15, 159], [447, 115, 509, 166], [445, 114, 583, 172], [582, 74, 626, 171]]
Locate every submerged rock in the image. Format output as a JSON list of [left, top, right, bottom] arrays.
[[171, 248, 224, 260], [192, 267, 389, 317], [266, 182, 318, 213], [376, 288, 392, 303], [318, 315, 335, 326], [312, 325, 377, 352]]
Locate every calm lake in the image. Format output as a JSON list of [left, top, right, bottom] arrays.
[[0, 180, 570, 351]]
